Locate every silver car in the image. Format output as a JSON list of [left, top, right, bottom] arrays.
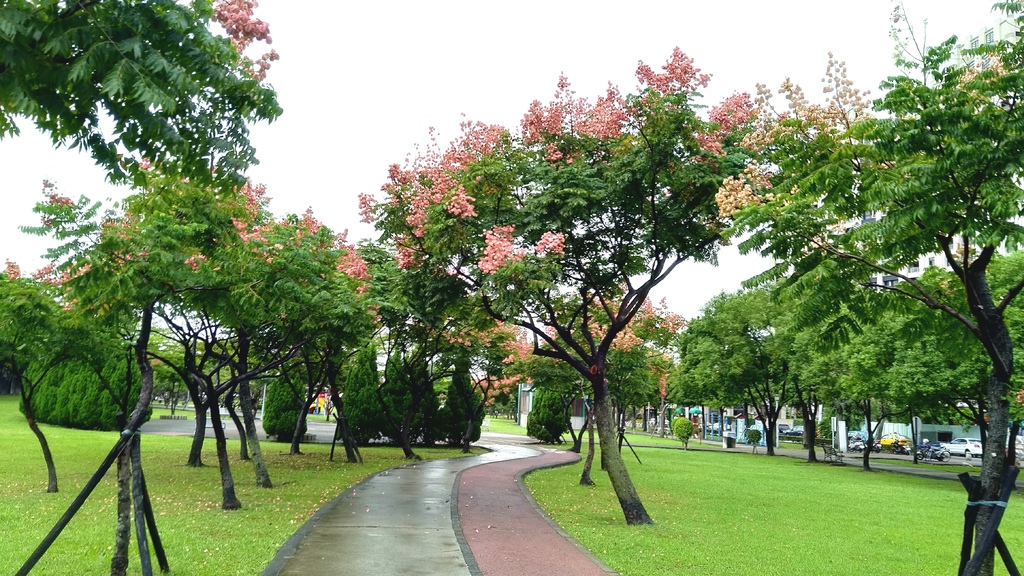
[[945, 438, 982, 457]]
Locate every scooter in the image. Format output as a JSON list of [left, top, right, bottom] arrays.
[[849, 440, 866, 452], [871, 441, 882, 453], [893, 443, 912, 456]]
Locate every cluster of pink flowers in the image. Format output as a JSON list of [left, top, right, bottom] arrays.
[[577, 84, 627, 140], [42, 180, 74, 208], [503, 330, 534, 364], [698, 92, 756, 155], [378, 122, 503, 239], [3, 260, 21, 280], [521, 76, 626, 145], [212, 0, 278, 80], [240, 180, 269, 218], [232, 217, 269, 243], [479, 225, 523, 274], [358, 192, 378, 224], [396, 238, 419, 270], [544, 143, 563, 162], [445, 185, 476, 219], [32, 262, 70, 285], [184, 254, 208, 272], [635, 48, 710, 96], [534, 231, 566, 256], [300, 208, 322, 236], [335, 230, 372, 289]]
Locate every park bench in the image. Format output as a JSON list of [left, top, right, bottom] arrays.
[[822, 445, 844, 465]]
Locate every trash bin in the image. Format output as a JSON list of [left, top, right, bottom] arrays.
[[723, 434, 736, 449]]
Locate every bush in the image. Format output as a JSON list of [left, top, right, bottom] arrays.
[[671, 418, 694, 448], [344, 345, 387, 444], [437, 360, 483, 447], [262, 379, 305, 442], [745, 428, 763, 445], [526, 388, 566, 443], [27, 356, 145, 431]]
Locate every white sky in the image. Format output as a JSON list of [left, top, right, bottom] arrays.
[[0, 0, 1005, 318]]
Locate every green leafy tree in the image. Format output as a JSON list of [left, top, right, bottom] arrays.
[[671, 289, 793, 455], [366, 50, 752, 524], [723, 9, 1024, 561], [0, 269, 71, 493], [0, 0, 281, 188]]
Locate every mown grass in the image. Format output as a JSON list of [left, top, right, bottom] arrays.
[[482, 415, 527, 436], [526, 446, 1024, 576], [0, 396, 476, 575]]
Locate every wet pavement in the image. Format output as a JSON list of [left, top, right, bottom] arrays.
[[258, 440, 615, 576]]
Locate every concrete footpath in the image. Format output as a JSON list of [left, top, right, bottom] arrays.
[[259, 438, 616, 576]]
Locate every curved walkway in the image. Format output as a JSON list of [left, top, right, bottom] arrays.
[[260, 438, 617, 576]]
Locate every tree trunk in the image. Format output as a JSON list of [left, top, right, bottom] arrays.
[[19, 382, 58, 493], [571, 409, 590, 454], [289, 388, 313, 455], [110, 443, 131, 576], [580, 407, 596, 486], [187, 396, 207, 467], [592, 378, 652, 525], [328, 388, 360, 463], [237, 380, 272, 488], [224, 390, 248, 461], [462, 401, 480, 454], [208, 406, 242, 510], [803, 414, 818, 463], [564, 396, 581, 453]]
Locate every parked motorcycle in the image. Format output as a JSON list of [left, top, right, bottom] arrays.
[[872, 441, 882, 453], [849, 440, 865, 452], [916, 445, 951, 462]]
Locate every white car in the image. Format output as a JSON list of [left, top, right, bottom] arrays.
[[945, 438, 983, 457]]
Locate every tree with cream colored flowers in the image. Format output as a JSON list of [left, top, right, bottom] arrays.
[[364, 49, 753, 525], [722, 5, 1024, 570]]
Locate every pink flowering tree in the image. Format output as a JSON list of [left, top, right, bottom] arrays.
[[365, 49, 752, 525]]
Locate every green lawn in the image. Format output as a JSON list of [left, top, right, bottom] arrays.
[[0, 396, 475, 575], [525, 446, 1024, 576], [483, 415, 527, 436]]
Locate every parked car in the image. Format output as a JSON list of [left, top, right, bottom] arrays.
[[945, 438, 983, 457], [777, 424, 791, 435], [789, 426, 804, 438], [879, 432, 911, 448]]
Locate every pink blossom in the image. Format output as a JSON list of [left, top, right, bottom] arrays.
[[336, 231, 372, 284], [635, 48, 710, 95], [239, 180, 269, 217], [396, 242, 418, 270], [213, 0, 276, 80], [3, 260, 21, 280], [534, 231, 565, 255], [445, 185, 476, 218], [479, 225, 521, 274], [300, 208, 322, 236], [358, 193, 378, 223], [184, 254, 208, 272], [699, 92, 755, 155]]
